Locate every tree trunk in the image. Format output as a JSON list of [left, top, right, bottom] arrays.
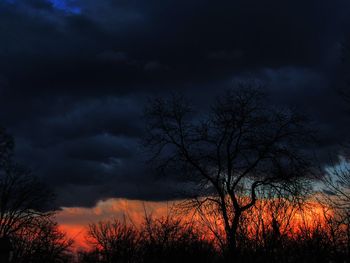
[[225, 212, 241, 262]]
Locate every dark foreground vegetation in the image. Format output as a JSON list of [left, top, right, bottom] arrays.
[[78, 203, 350, 263], [1, 83, 350, 262]]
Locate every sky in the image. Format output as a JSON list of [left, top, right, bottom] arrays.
[[1, 0, 350, 208]]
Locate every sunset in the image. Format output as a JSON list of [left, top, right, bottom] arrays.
[[56, 197, 337, 251], [1, 0, 350, 262], [57, 199, 179, 250]]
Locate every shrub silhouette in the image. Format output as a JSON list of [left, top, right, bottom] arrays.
[[84, 214, 217, 263]]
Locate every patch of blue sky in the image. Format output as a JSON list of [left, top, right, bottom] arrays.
[[49, 0, 81, 14]]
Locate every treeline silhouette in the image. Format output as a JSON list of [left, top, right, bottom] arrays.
[[78, 214, 216, 263], [77, 198, 349, 263]]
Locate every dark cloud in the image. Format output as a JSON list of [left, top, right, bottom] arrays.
[[0, 0, 350, 207]]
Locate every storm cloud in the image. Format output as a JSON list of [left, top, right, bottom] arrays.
[[1, 0, 350, 206]]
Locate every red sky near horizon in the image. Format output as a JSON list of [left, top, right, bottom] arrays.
[[56, 197, 332, 251], [57, 198, 182, 250]]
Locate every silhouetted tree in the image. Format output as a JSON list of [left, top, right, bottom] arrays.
[[143, 84, 312, 260], [12, 215, 73, 263], [0, 127, 73, 262], [321, 37, 350, 256], [86, 214, 216, 263], [0, 127, 52, 238], [140, 213, 215, 263], [87, 218, 140, 263], [323, 160, 350, 212]]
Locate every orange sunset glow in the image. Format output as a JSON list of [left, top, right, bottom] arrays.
[[56, 197, 335, 250], [57, 198, 182, 250]]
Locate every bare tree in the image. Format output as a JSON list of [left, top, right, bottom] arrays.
[[323, 159, 350, 211], [143, 84, 312, 259], [87, 218, 140, 263], [0, 127, 73, 262], [0, 164, 54, 238], [320, 37, 350, 255], [0, 127, 53, 238], [321, 154, 350, 257], [86, 213, 215, 263], [140, 213, 215, 263], [12, 215, 74, 263]]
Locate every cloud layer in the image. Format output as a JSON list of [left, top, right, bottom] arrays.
[[1, 0, 350, 206]]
